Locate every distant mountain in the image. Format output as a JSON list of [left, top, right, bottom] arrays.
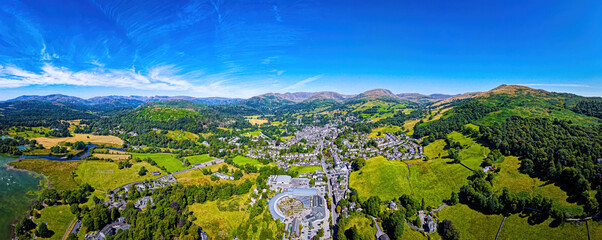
[[305, 91, 355, 102], [5, 95, 242, 106], [396, 93, 456, 104], [356, 89, 399, 100]]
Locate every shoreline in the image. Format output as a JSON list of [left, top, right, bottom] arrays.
[[1, 155, 47, 240]]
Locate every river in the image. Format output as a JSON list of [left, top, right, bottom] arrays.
[[0, 155, 43, 239]]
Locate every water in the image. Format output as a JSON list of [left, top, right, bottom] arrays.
[[0, 155, 42, 239]]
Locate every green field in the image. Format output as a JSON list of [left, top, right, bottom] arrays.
[[189, 201, 248, 239], [75, 160, 164, 190], [132, 153, 188, 173], [232, 155, 261, 166], [164, 130, 198, 141], [447, 131, 489, 170], [9, 158, 80, 191], [438, 204, 600, 240], [34, 204, 75, 240], [368, 125, 401, 138], [185, 154, 214, 164], [7, 126, 52, 138], [338, 213, 377, 240], [492, 156, 577, 208], [289, 165, 322, 175], [349, 156, 411, 202]]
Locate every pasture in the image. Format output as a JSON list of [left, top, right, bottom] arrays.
[[75, 160, 163, 191], [132, 153, 188, 173], [34, 204, 75, 240], [437, 204, 600, 240], [33, 134, 124, 148], [184, 154, 214, 165], [289, 165, 322, 175]]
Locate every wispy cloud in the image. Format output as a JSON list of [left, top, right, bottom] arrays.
[[272, 5, 282, 22], [520, 83, 590, 88], [282, 74, 323, 91], [0, 63, 194, 91]]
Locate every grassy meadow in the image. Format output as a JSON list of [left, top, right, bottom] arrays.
[[33, 134, 124, 148], [75, 160, 164, 191], [437, 204, 599, 240], [184, 154, 214, 164], [289, 165, 322, 175], [132, 153, 187, 173], [9, 158, 80, 191], [34, 204, 75, 240]]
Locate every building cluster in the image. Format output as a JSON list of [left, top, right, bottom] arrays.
[[267, 175, 330, 240]]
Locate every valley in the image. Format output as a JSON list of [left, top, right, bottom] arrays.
[[1, 85, 601, 240]]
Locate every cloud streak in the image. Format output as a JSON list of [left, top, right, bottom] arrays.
[[282, 74, 323, 91]]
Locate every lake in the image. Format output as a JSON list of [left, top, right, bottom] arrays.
[[0, 155, 43, 239]]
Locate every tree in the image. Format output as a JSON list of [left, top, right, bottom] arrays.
[[138, 166, 148, 176], [36, 222, 51, 238], [449, 192, 459, 205], [439, 220, 460, 240], [363, 196, 381, 216], [16, 218, 36, 235], [233, 170, 243, 180]]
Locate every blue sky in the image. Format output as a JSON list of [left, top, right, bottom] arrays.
[[0, 0, 600, 99]]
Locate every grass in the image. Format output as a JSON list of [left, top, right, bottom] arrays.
[[92, 153, 131, 160], [242, 130, 262, 137], [232, 155, 261, 166], [34, 204, 75, 240], [437, 204, 600, 240], [132, 153, 188, 173], [189, 201, 248, 239], [245, 116, 268, 125], [447, 131, 489, 170], [9, 158, 80, 191], [164, 130, 198, 141], [368, 125, 401, 138], [74, 160, 164, 191], [7, 126, 52, 138], [338, 213, 377, 240], [350, 141, 476, 207], [349, 156, 411, 202], [184, 154, 214, 165], [289, 165, 322, 175], [492, 156, 576, 208], [174, 165, 259, 186], [33, 134, 124, 148]]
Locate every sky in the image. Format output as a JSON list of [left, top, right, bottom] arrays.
[[0, 0, 601, 100]]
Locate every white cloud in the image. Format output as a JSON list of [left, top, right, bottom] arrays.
[[282, 74, 323, 91], [0, 63, 197, 91]]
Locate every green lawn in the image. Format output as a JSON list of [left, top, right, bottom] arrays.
[[35, 204, 75, 240], [185, 154, 214, 165], [438, 204, 599, 240], [7, 126, 52, 138], [232, 155, 261, 166], [75, 160, 164, 191], [132, 153, 188, 173], [289, 165, 322, 175], [9, 158, 80, 191]]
